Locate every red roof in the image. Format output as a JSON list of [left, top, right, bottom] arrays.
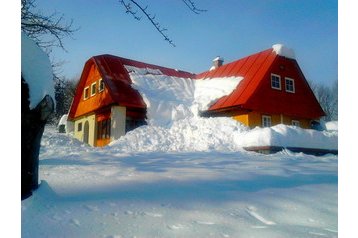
[[69, 49, 324, 120], [196, 48, 325, 119], [69, 54, 195, 119]]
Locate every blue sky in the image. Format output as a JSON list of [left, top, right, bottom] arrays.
[[35, 0, 337, 86]]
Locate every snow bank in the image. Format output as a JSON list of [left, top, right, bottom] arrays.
[[21, 32, 55, 109], [325, 121, 338, 131], [272, 44, 296, 59], [234, 124, 338, 150], [109, 117, 248, 152], [126, 65, 242, 126]]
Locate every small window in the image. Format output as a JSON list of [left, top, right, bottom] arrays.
[[292, 120, 300, 127], [271, 74, 281, 90], [77, 122, 82, 131], [91, 82, 97, 96], [98, 79, 105, 92], [285, 78, 295, 93], [83, 87, 89, 100], [262, 115, 272, 127]]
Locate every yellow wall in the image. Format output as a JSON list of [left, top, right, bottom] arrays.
[[233, 111, 312, 129], [74, 114, 97, 146]]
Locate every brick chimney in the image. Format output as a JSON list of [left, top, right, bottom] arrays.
[[211, 56, 224, 70]]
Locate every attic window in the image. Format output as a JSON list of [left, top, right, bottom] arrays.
[[285, 78, 295, 93], [271, 74, 281, 90], [91, 82, 96, 96], [98, 79, 105, 92], [262, 115, 272, 127], [83, 87, 89, 100]]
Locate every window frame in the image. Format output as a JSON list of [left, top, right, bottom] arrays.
[[262, 115, 272, 127], [83, 86, 89, 100], [285, 77, 295, 93], [90, 82, 97, 96], [98, 78, 105, 92], [292, 120, 300, 127], [271, 73, 281, 90], [77, 122, 82, 132]]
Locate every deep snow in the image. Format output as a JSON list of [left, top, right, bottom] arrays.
[[21, 126, 338, 238], [21, 47, 338, 237]]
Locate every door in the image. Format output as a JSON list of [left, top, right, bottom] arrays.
[[83, 120, 89, 144]]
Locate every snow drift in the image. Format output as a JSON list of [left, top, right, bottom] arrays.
[[106, 66, 338, 153]]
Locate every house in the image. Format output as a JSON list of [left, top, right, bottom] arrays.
[[198, 44, 325, 128], [68, 44, 325, 147], [67, 54, 194, 147]]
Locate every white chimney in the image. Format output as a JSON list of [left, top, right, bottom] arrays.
[[210, 56, 224, 70]]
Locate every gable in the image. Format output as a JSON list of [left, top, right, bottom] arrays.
[[198, 47, 325, 119], [69, 60, 115, 119], [245, 56, 325, 118]]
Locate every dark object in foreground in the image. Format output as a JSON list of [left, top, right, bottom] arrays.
[[21, 77, 54, 200], [244, 146, 338, 156]]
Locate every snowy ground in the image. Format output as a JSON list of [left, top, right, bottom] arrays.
[[22, 126, 337, 238]]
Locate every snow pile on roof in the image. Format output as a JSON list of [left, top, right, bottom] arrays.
[[127, 66, 243, 126], [21, 32, 55, 109], [272, 44, 296, 59], [124, 65, 162, 75], [234, 124, 338, 150], [212, 56, 224, 62]]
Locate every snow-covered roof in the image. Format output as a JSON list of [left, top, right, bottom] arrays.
[[127, 65, 242, 127], [212, 56, 224, 62], [21, 32, 55, 109], [272, 44, 296, 59]]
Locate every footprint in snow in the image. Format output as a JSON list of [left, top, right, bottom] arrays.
[[70, 218, 81, 227], [167, 224, 185, 230], [144, 212, 163, 218], [194, 221, 215, 225], [83, 204, 99, 212], [246, 206, 276, 226]]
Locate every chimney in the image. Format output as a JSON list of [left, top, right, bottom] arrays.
[[212, 56, 224, 70]]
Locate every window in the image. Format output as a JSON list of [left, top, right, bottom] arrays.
[[83, 87, 89, 100], [91, 82, 97, 96], [271, 74, 281, 90], [292, 120, 300, 127], [97, 118, 111, 139], [77, 122, 82, 131], [98, 79, 105, 92], [285, 78, 295, 93], [262, 115, 272, 127], [125, 117, 147, 133]]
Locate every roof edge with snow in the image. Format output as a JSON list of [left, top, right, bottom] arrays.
[[272, 44, 296, 59]]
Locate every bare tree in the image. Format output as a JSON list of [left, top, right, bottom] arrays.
[[310, 80, 338, 121], [119, 0, 206, 47], [21, 0, 77, 52]]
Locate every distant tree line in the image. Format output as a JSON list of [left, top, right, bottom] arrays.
[[309, 80, 338, 121]]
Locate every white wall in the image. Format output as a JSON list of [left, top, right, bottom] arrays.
[[73, 114, 96, 146], [111, 106, 126, 142]]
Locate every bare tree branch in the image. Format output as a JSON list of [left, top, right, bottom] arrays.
[[181, 0, 207, 14], [119, 0, 206, 47], [21, 0, 78, 52]]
